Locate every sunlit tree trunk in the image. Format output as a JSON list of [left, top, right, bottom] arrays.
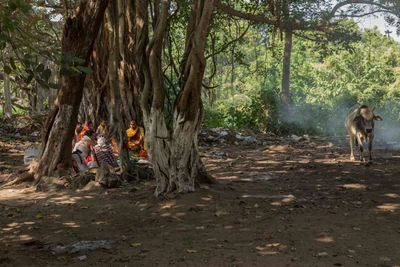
[[48, 61, 59, 110], [4, 46, 12, 117], [281, 30, 292, 117], [3, 71, 12, 118], [138, 0, 217, 196], [30, 0, 109, 180]]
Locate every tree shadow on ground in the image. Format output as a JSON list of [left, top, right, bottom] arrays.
[[1, 135, 400, 266]]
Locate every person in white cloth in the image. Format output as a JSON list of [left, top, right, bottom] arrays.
[[72, 134, 94, 172], [87, 136, 119, 168]]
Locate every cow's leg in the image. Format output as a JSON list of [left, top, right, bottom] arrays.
[[349, 135, 355, 161], [368, 136, 374, 164], [356, 136, 364, 164], [354, 137, 358, 147]]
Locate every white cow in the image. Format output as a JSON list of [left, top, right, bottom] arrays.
[[345, 105, 382, 164]]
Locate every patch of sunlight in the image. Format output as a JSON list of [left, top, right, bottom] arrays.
[[206, 166, 218, 170], [50, 195, 93, 204], [376, 203, 400, 212], [201, 197, 212, 201], [0, 190, 47, 201], [384, 193, 400, 199], [3, 221, 33, 231], [195, 226, 205, 230], [160, 212, 172, 217], [17, 234, 33, 241], [175, 212, 186, 217], [297, 160, 311, 164], [255, 242, 287, 255], [138, 203, 148, 208], [282, 197, 294, 203], [92, 221, 107, 225], [268, 196, 295, 205], [258, 251, 279, 255], [315, 236, 334, 243], [266, 243, 286, 249], [196, 204, 207, 207], [254, 160, 274, 164], [218, 176, 240, 180], [270, 201, 282, 206], [238, 178, 253, 182], [63, 222, 81, 228], [50, 196, 77, 204], [1, 234, 34, 242], [343, 183, 367, 190], [49, 214, 61, 219], [224, 225, 234, 230], [160, 202, 176, 209], [252, 166, 270, 171]]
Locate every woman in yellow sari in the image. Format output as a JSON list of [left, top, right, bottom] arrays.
[[126, 120, 146, 152]]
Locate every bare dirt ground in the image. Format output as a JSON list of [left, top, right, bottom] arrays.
[[1, 122, 400, 267]]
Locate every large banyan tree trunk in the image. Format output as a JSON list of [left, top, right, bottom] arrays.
[[30, 0, 109, 180], [137, 0, 217, 196], [105, 0, 135, 178], [81, 0, 141, 126]]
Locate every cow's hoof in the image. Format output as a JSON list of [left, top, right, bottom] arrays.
[[350, 156, 355, 161]]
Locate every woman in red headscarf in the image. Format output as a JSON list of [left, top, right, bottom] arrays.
[[78, 120, 94, 141]]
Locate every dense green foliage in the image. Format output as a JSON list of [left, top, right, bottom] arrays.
[[201, 23, 400, 137], [1, 0, 400, 140]]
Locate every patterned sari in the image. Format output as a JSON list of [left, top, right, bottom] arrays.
[[126, 126, 147, 151]]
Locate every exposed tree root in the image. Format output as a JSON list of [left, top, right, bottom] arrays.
[[2, 170, 34, 187]]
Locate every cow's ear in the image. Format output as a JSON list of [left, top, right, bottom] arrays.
[[374, 116, 382, 121], [353, 115, 362, 122]]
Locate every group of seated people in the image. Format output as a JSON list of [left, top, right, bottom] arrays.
[[71, 119, 146, 173]]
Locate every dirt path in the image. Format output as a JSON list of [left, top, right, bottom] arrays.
[[1, 133, 399, 267]]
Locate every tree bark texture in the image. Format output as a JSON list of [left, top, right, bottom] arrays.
[[81, 0, 142, 126], [81, 25, 110, 125], [106, 0, 135, 179], [30, 0, 109, 179], [138, 0, 217, 196], [4, 46, 12, 117], [281, 30, 292, 117], [3, 71, 12, 117]]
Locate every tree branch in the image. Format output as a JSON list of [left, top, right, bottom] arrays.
[[213, 0, 336, 33], [205, 24, 250, 60], [0, 72, 16, 82], [328, 0, 399, 19]]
